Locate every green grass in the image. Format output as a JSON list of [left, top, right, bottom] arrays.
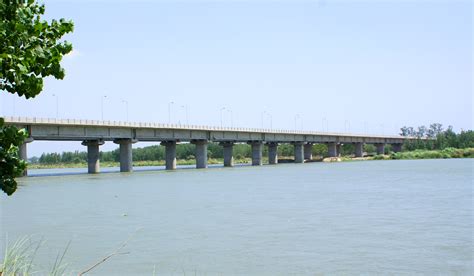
[[1, 237, 71, 276], [390, 147, 474, 160]]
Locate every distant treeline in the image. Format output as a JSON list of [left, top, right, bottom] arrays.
[[400, 123, 474, 150], [32, 123, 473, 164], [33, 144, 332, 164]]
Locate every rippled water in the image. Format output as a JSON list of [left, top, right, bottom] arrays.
[[1, 159, 472, 275]]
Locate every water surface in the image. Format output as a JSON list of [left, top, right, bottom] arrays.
[[1, 159, 472, 275]]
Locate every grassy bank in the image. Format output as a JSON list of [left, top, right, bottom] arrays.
[[374, 147, 474, 160]]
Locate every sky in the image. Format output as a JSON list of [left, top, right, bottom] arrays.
[[1, 0, 472, 156]]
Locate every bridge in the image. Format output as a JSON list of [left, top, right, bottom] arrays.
[[4, 117, 412, 175]]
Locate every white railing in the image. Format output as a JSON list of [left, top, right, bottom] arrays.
[[2, 116, 407, 139]]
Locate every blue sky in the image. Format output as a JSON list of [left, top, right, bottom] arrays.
[[1, 0, 472, 156]]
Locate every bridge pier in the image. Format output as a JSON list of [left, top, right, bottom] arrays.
[[294, 142, 304, 163], [249, 141, 263, 166], [220, 142, 234, 167], [114, 139, 135, 172], [336, 143, 342, 157], [267, 142, 278, 164], [82, 140, 104, 174], [392, 143, 402, 153], [355, 142, 364, 157], [327, 142, 337, 157], [18, 138, 33, 176], [192, 140, 208, 169], [375, 143, 385, 155], [304, 143, 313, 160], [161, 141, 177, 170]]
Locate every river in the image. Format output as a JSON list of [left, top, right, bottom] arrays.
[[1, 159, 472, 275]]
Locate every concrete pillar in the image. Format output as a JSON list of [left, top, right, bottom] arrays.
[[192, 140, 208, 169], [327, 142, 337, 157], [336, 143, 342, 157], [376, 143, 385, 155], [304, 143, 313, 160], [114, 139, 135, 172], [294, 142, 304, 163], [160, 141, 177, 170], [355, 142, 364, 157], [82, 140, 104, 174], [392, 143, 402, 153], [220, 142, 234, 167], [17, 138, 33, 177], [249, 141, 263, 166], [267, 143, 278, 165]]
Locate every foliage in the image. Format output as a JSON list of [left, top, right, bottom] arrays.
[[0, 0, 73, 195], [400, 123, 474, 151], [390, 148, 474, 160], [1, 0, 74, 98], [0, 118, 28, 195], [0, 236, 70, 276]]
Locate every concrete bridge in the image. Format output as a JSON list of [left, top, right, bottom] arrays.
[[4, 117, 412, 175]]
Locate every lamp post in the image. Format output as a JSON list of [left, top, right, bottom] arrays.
[[168, 101, 174, 124], [268, 113, 273, 130], [344, 120, 351, 133], [220, 107, 226, 128], [122, 100, 129, 121], [181, 105, 189, 125], [227, 109, 233, 128], [294, 114, 300, 131], [101, 95, 107, 121], [52, 94, 59, 119]]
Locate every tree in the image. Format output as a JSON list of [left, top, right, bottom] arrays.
[[0, 118, 27, 195], [0, 0, 73, 195]]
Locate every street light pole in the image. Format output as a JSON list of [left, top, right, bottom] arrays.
[[168, 101, 174, 124], [185, 105, 189, 125], [52, 94, 58, 119], [122, 100, 129, 121], [227, 109, 233, 128], [220, 107, 226, 128], [268, 113, 273, 130], [101, 95, 107, 121], [294, 114, 300, 131]]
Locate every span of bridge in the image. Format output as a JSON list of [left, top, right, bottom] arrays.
[[4, 117, 413, 176]]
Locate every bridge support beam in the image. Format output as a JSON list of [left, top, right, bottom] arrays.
[[18, 138, 33, 177], [220, 142, 234, 167], [267, 142, 278, 165], [375, 143, 385, 155], [304, 143, 313, 160], [392, 143, 402, 153], [327, 142, 337, 157], [114, 139, 135, 172], [249, 141, 263, 166], [193, 140, 208, 169], [161, 141, 177, 170], [82, 140, 104, 174], [355, 142, 364, 157], [336, 143, 342, 157], [294, 142, 304, 163]]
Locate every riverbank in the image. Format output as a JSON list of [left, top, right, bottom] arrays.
[[27, 148, 473, 169], [322, 148, 474, 162]]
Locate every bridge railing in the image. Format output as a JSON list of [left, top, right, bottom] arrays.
[[2, 116, 411, 139]]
